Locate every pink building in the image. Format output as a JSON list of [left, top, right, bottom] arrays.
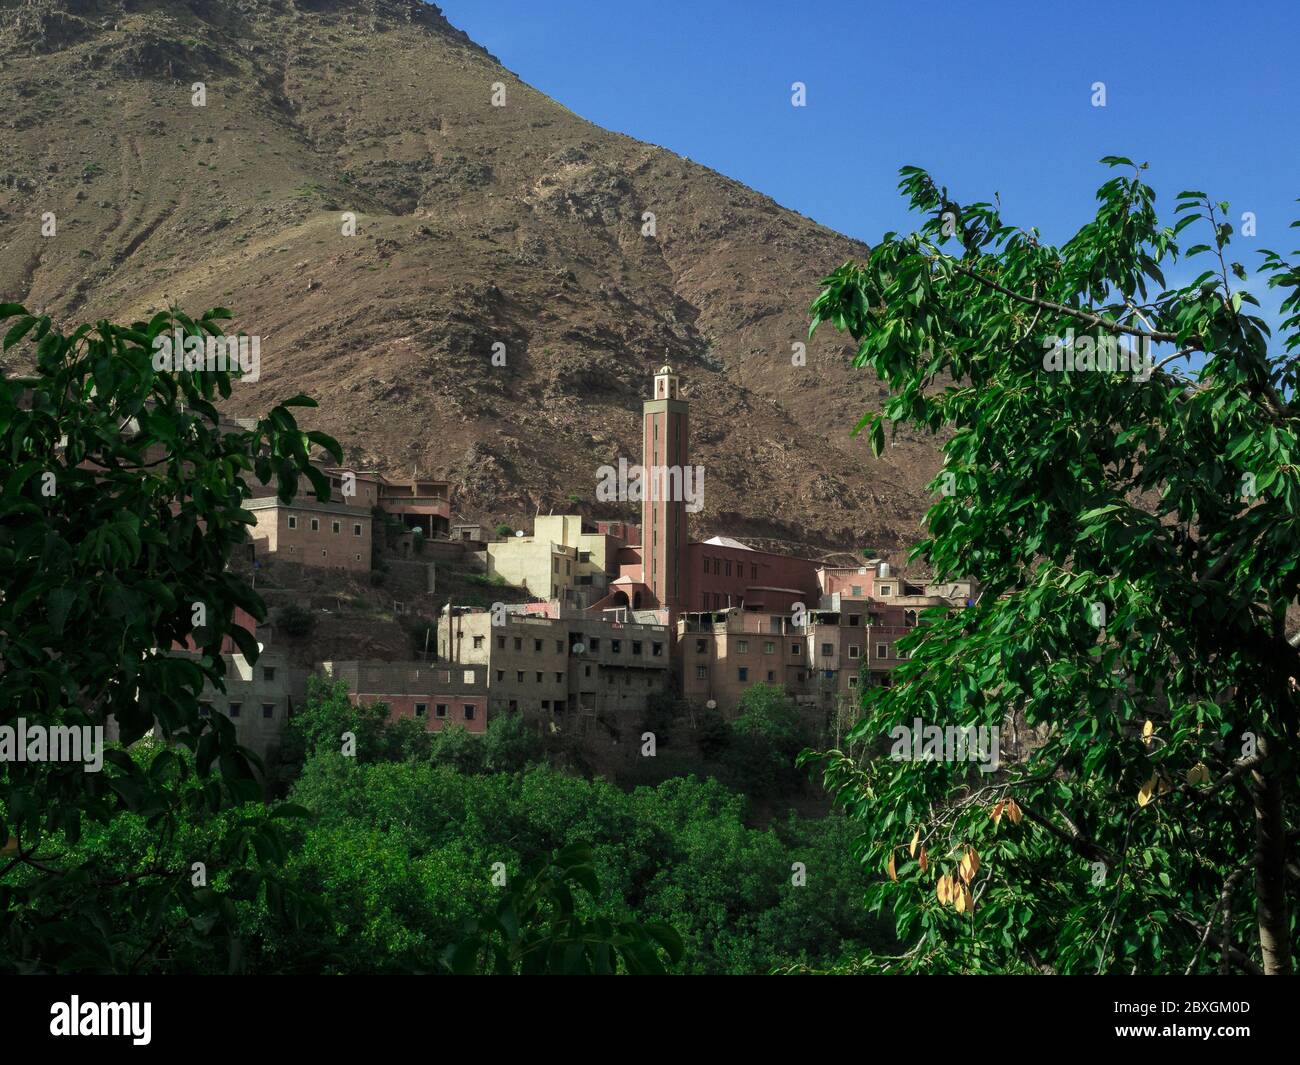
[[321, 660, 488, 734]]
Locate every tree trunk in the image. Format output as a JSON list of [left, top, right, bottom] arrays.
[[1251, 744, 1292, 974]]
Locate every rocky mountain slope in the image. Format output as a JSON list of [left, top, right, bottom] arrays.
[[0, 0, 944, 557]]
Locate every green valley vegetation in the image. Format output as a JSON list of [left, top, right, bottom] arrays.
[[807, 159, 1300, 974]]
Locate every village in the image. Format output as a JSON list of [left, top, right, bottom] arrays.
[[194, 365, 977, 763]]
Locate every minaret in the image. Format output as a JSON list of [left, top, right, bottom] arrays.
[[642, 365, 688, 617]]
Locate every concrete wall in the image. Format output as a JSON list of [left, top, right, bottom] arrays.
[[249, 499, 372, 573]]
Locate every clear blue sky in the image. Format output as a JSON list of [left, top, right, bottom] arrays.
[[437, 0, 1300, 333]]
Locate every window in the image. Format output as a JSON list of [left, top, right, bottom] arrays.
[[261, 703, 274, 719], [791, 643, 801, 656], [579, 551, 590, 563], [472, 635, 484, 649], [514, 637, 522, 650], [263, 667, 276, 682], [536, 672, 543, 683], [584, 665, 591, 677], [321, 549, 327, 557], [497, 636, 505, 649], [821, 643, 833, 657], [556, 640, 564, 653], [553, 558, 559, 573], [877, 643, 889, 659], [611, 640, 621, 654], [534, 639, 543, 652], [555, 673, 563, 683], [436, 704, 448, 718], [508, 700, 517, 712], [848, 614, 861, 626], [766, 671, 775, 682], [463, 670, 474, 684], [848, 645, 861, 659], [764, 641, 775, 654], [652, 642, 663, 656], [355, 553, 361, 561], [415, 703, 428, 717], [824, 670, 835, 680], [751, 565, 758, 579], [851, 585, 862, 596], [696, 639, 707, 654], [737, 640, 749, 653], [353, 523, 363, 537], [849, 675, 859, 688], [496, 670, 504, 681], [541, 700, 550, 711], [287, 515, 297, 530], [738, 667, 749, 681], [725, 561, 732, 576], [632, 641, 642, 655], [228, 702, 241, 718], [696, 665, 707, 679], [332, 520, 341, 534], [310, 518, 319, 532], [589, 637, 600, 652], [464, 705, 475, 720], [905, 610, 918, 628], [879, 584, 892, 596], [565, 560, 571, 575], [516, 671, 524, 682]]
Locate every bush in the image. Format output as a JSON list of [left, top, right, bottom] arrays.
[[277, 603, 316, 639]]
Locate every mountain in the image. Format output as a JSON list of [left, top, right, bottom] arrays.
[[0, 0, 942, 558]]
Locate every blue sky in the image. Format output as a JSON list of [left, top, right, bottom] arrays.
[[438, 0, 1300, 338]]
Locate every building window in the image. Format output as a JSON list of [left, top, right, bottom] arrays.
[[848, 645, 860, 659], [516, 671, 524, 682], [228, 702, 241, 718], [584, 665, 591, 677], [791, 643, 801, 656], [498, 636, 506, 649], [473, 636, 484, 649], [555, 672, 563, 683], [464, 705, 475, 720], [321, 549, 327, 557], [849, 675, 859, 688], [763, 641, 775, 654], [736, 640, 748, 653], [463, 670, 475, 684], [877, 643, 889, 659], [824, 670, 835, 680], [310, 518, 320, 532], [436, 704, 448, 718], [905, 610, 918, 627], [496, 670, 504, 681], [263, 667, 276, 682], [738, 667, 749, 681], [355, 553, 361, 561], [332, 520, 341, 534], [696, 666, 707, 680], [725, 561, 732, 576], [751, 565, 758, 579], [879, 585, 892, 596], [851, 585, 862, 596], [611, 640, 621, 654], [767, 671, 775, 682], [536, 672, 543, 683], [534, 639, 543, 652], [821, 643, 833, 657], [354, 523, 363, 537], [696, 639, 707, 654], [287, 515, 297, 530], [849, 614, 861, 626], [556, 640, 564, 653], [632, 641, 642, 655], [514, 638, 522, 650], [415, 703, 428, 717], [589, 638, 600, 651], [508, 700, 517, 712], [261, 703, 274, 719]]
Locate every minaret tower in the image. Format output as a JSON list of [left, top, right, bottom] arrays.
[[642, 365, 688, 617]]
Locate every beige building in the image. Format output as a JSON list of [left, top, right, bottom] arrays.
[[246, 497, 372, 572], [192, 648, 299, 761], [485, 515, 624, 608], [438, 608, 670, 722]]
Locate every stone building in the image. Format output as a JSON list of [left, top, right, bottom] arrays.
[[321, 660, 488, 734], [246, 496, 372, 573]]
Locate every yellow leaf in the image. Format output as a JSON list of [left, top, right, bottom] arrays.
[[1137, 774, 1156, 807], [918, 846, 928, 873], [909, 829, 920, 858], [886, 851, 897, 882], [937, 874, 952, 906], [1142, 719, 1154, 747], [990, 800, 1005, 826], [955, 884, 969, 914], [1186, 762, 1210, 786]]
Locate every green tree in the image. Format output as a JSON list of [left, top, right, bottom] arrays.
[[0, 302, 338, 972], [807, 160, 1300, 974], [723, 684, 807, 799], [482, 711, 543, 773]]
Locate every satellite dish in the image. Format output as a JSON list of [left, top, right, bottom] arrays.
[[706, 699, 717, 710], [573, 643, 587, 655], [515, 530, 523, 537]]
